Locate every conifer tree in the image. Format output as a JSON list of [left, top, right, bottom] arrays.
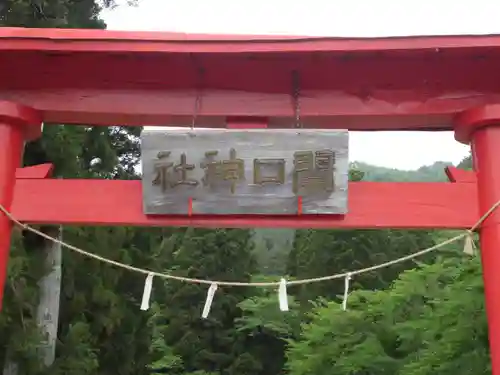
[[151, 228, 260, 375]]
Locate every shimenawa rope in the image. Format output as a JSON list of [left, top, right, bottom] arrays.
[[0, 200, 499, 288]]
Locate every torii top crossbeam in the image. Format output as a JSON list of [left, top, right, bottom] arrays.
[[0, 27, 499, 137], [1, 28, 500, 373]]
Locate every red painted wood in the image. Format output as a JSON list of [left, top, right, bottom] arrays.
[[455, 104, 500, 144], [0, 123, 24, 310], [15, 164, 53, 179], [445, 166, 476, 183], [2, 30, 500, 128], [468, 125, 500, 375], [226, 117, 268, 129], [0, 102, 40, 310], [0, 101, 41, 141], [0, 27, 314, 43], [11, 179, 477, 229], [2, 27, 500, 53], [0, 89, 465, 129]]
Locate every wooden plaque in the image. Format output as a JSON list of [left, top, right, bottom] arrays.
[[141, 129, 349, 215]]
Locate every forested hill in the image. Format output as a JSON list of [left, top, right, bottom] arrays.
[[355, 161, 452, 182]]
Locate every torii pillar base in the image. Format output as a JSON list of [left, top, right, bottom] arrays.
[[456, 105, 500, 375], [0, 101, 41, 310]]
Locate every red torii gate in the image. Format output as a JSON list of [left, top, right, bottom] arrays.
[[0, 28, 498, 371]]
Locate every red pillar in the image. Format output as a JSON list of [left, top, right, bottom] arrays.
[[0, 101, 41, 310], [455, 105, 500, 375]]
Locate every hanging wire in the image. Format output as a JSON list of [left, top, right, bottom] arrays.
[[190, 56, 204, 131], [291, 70, 302, 128]]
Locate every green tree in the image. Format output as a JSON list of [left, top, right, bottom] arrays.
[[1, 0, 106, 28], [235, 275, 301, 375], [151, 228, 260, 375], [458, 152, 473, 170], [286, 257, 487, 375], [288, 228, 436, 305]]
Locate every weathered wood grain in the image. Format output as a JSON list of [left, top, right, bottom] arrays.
[[141, 129, 349, 215]]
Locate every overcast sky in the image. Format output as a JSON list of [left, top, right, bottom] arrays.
[[99, 0, 500, 170]]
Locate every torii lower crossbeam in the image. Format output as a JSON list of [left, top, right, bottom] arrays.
[[11, 178, 477, 229]]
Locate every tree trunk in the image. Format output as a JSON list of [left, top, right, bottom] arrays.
[[2, 226, 62, 374], [36, 226, 62, 367]]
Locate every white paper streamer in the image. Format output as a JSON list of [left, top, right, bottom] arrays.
[[278, 278, 289, 311], [342, 273, 352, 311], [202, 283, 218, 318], [463, 231, 476, 256], [140, 273, 154, 311]]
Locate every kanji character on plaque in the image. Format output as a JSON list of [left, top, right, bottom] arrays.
[[293, 149, 335, 194], [152, 151, 198, 192], [200, 148, 245, 193], [253, 158, 286, 185]]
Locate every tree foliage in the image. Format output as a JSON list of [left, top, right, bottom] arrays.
[[286, 257, 489, 375], [458, 152, 473, 170], [150, 228, 259, 375], [2, 0, 104, 28]]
